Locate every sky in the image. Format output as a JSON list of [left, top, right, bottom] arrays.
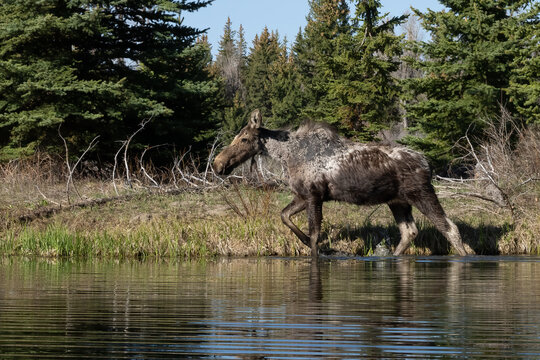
[[183, 0, 445, 56]]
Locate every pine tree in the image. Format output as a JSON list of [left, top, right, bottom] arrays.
[[268, 41, 305, 128], [0, 0, 217, 160], [215, 20, 249, 141], [244, 27, 282, 121], [508, 2, 540, 124], [293, 0, 351, 125], [327, 0, 406, 139], [403, 0, 538, 166]]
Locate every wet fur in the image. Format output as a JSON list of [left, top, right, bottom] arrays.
[[214, 113, 472, 257]]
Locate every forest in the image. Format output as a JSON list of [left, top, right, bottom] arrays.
[[0, 0, 538, 169]]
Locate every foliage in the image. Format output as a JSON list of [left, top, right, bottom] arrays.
[[292, 0, 351, 127], [0, 0, 218, 161], [244, 27, 282, 122], [327, 0, 406, 139], [402, 0, 539, 167], [507, 1, 540, 124], [213, 18, 247, 141], [268, 48, 305, 129], [214, 17, 246, 105], [1, 0, 539, 172]]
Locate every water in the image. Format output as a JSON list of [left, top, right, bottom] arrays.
[[1, 256, 540, 359]]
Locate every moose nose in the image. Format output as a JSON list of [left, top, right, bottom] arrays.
[[213, 160, 225, 175]]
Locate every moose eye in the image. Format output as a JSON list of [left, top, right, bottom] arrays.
[[241, 138, 248, 143]]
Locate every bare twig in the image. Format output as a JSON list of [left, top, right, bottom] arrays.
[[204, 136, 220, 185], [112, 116, 153, 194], [441, 107, 540, 225], [58, 124, 99, 204], [123, 117, 153, 188], [140, 144, 167, 187], [112, 141, 125, 196], [35, 185, 61, 207]]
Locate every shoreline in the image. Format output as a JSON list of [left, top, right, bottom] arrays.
[[2, 186, 538, 259]]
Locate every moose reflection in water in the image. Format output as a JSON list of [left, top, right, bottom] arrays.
[[214, 110, 473, 257]]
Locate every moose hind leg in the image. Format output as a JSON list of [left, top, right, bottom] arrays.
[[281, 195, 310, 247], [306, 197, 323, 258], [407, 186, 473, 256], [389, 203, 418, 256]]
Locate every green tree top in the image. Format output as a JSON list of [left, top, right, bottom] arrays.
[[0, 0, 216, 161], [244, 27, 282, 120], [328, 0, 406, 139], [404, 0, 537, 167], [293, 0, 350, 123]]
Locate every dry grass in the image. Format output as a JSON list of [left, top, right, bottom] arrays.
[[0, 181, 529, 259], [1, 131, 539, 259]]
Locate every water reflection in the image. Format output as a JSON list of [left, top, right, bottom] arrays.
[[0, 257, 539, 358]]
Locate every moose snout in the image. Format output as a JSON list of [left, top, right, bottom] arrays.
[[213, 159, 225, 175], [213, 154, 231, 175]]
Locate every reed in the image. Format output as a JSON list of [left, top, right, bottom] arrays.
[[0, 153, 538, 258], [1, 186, 530, 259]]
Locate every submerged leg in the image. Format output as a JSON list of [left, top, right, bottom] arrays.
[[407, 185, 473, 256], [389, 202, 418, 256], [306, 196, 323, 258], [281, 195, 309, 247]]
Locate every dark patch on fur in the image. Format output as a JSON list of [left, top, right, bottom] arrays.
[[214, 117, 471, 257]]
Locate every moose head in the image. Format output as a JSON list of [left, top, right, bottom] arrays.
[[213, 109, 264, 175]]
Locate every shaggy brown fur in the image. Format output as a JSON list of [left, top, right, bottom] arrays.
[[214, 110, 473, 257]]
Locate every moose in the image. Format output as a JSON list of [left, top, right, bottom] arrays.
[[214, 110, 473, 257]]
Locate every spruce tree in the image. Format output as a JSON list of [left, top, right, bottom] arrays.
[[403, 0, 538, 166], [0, 0, 217, 160], [293, 0, 350, 125], [215, 18, 244, 105], [268, 41, 305, 128], [215, 20, 249, 141], [327, 0, 406, 139], [508, 2, 540, 124], [244, 27, 282, 121]]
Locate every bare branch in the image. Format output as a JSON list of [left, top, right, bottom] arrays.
[[112, 140, 126, 196], [140, 144, 167, 187], [58, 124, 99, 204], [35, 185, 60, 207], [123, 117, 153, 189]]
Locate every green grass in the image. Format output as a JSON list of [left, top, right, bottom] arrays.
[[1, 185, 538, 259]]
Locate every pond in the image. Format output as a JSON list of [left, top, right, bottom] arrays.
[[1, 256, 540, 359]]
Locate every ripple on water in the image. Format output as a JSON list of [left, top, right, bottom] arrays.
[[0, 257, 539, 358]]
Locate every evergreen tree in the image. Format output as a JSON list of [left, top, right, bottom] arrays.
[[327, 0, 406, 139], [508, 2, 540, 124], [214, 20, 248, 141], [236, 24, 248, 86], [293, 0, 350, 125], [0, 0, 217, 160], [268, 40, 305, 128], [244, 27, 282, 121], [403, 0, 538, 166], [215, 18, 244, 105]]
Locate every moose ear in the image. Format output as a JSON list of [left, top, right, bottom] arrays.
[[249, 109, 262, 129]]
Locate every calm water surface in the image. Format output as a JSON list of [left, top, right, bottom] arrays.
[[1, 256, 540, 359]]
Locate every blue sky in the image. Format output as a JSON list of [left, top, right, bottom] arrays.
[[183, 0, 444, 56]]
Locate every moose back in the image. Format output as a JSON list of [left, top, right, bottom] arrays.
[[214, 110, 473, 257]]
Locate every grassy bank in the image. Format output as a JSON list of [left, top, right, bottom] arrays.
[[1, 181, 539, 259]]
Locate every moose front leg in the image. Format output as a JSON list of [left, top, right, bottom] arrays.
[[281, 195, 310, 247]]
